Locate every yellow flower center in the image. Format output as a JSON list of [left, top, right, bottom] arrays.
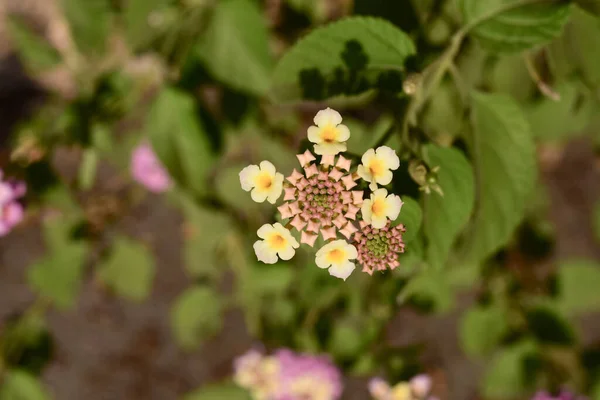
[[320, 125, 338, 143], [256, 172, 273, 190], [267, 233, 287, 250], [327, 248, 346, 264], [368, 158, 385, 178], [371, 198, 387, 217]]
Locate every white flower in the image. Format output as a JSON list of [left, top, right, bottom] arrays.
[[239, 161, 284, 204], [361, 188, 403, 229], [253, 223, 300, 264], [307, 108, 351, 156], [315, 239, 357, 281], [357, 146, 400, 190]]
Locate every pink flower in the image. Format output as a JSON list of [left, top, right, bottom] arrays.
[[354, 220, 406, 275], [130, 141, 172, 193], [369, 375, 436, 400], [0, 173, 26, 237]]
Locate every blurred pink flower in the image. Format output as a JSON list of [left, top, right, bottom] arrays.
[[368, 374, 436, 400], [130, 141, 172, 193], [0, 172, 26, 237]]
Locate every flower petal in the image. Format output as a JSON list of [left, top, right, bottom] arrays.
[[329, 261, 355, 281], [254, 241, 278, 264], [386, 194, 403, 221], [376, 146, 400, 170], [251, 188, 269, 203], [314, 107, 342, 127], [336, 124, 350, 141], [278, 246, 296, 261], [257, 224, 273, 239], [259, 160, 276, 175], [314, 142, 346, 156], [307, 126, 321, 143], [375, 170, 394, 186], [239, 165, 260, 191]]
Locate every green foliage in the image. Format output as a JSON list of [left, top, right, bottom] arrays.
[[0, 370, 51, 400], [170, 285, 224, 351], [124, 0, 170, 50], [460, 303, 509, 358], [196, 0, 273, 96], [461, 92, 536, 263], [183, 382, 251, 400], [61, 0, 111, 56], [575, 0, 600, 16], [394, 196, 422, 243], [460, 0, 572, 52], [147, 88, 215, 196], [271, 17, 416, 102], [97, 236, 156, 302], [6, 17, 61, 73], [556, 259, 600, 316], [423, 144, 475, 269]]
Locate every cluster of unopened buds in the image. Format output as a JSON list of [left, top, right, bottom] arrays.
[[239, 108, 406, 280], [233, 348, 342, 400], [369, 375, 437, 400]]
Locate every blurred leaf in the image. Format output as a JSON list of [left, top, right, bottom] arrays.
[[556, 259, 600, 316], [7, 17, 61, 73], [461, 92, 536, 263], [460, 304, 509, 358], [398, 269, 454, 313], [147, 88, 215, 196], [170, 286, 223, 351], [575, 0, 600, 16], [488, 54, 534, 102], [124, 0, 169, 50], [345, 115, 394, 155], [422, 82, 465, 139], [248, 265, 295, 295], [459, 0, 571, 52], [61, 0, 111, 55], [0, 370, 50, 400], [328, 319, 364, 359], [526, 80, 595, 141], [78, 148, 98, 190], [526, 303, 576, 345], [196, 0, 273, 96], [594, 200, 600, 244], [28, 241, 88, 310], [271, 17, 415, 102], [394, 196, 422, 243], [183, 382, 251, 400], [98, 236, 156, 302], [483, 339, 539, 399], [423, 145, 475, 269]]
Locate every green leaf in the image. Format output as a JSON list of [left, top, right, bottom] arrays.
[[170, 286, 223, 351], [247, 265, 295, 295], [28, 242, 88, 310], [0, 370, 51, 400], [526, 80, 595, 141], [124, 0, 169, 50], [183, 382, 251, 400], [61, 0, 111, 55], [398, 269, 454, 313], [556, 259, 600, 316], [271, 17, 416, 102], [147, 88, 215, 196], [460, 304, 509, 358], [423, 145, 475, 268], [7, 17, 61, 73], [483, 339, 539, 399], [526, 303, 576, 345], [78, 148, 98, 190], [461, 92, 536, 263], [575, 0, 600, 16], [328, 319, 364, 359], [460, 0, 572, 52], [196, 0, 272, 95], [98, 236, 156, 302], [394, 196, 422, 243], [422, 82, 465, 139]]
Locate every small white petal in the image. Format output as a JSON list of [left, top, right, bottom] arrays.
[[315, 253, 329, 269], [251, 188, 268, 203], [307, 126, 321, 143], [266, 173, 284, 204], [329, 261, 355, 281], [361, 200, 373, 224], [361, 148, 376, 166], [376, 170, 394, 186], [239, 165, 260, 191], [376, 146, 400, 170], [371, 215, 387, 229], [357, 165, 370, 183], [386, 195, 403, 221], [345, 243, 358, 259], [257, 224, 273, 239], [314, 142, 346, 156], [278, 246, 296, 261], [337, 124, 350, 141], [314, 107, 342, 127], [254, 241, 278, 264]]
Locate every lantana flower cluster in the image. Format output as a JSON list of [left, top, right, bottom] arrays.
[[233, 348, 343, 400], [369, 375, 437, 400], [239, 108, 406, 280], [0, 170, 26, 236]]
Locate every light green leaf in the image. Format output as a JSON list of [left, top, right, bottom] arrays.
[[196, 0, 272, 95], [170, 286, 223, 351], [394, 196, 422, 243], [483, 339, 538, 399], [98, 236, 156, 302], [556, 259, 600, 315], [460, 0, 572, 52], [461, 92, 536, 263], [61, 0, 111, 55], [28, 242, 88, 310], [7, 17, 61, 73], [271, 17, 416, 102], [0, 370, 51, 400], [526, 80, 595, 141], [422, 82, 465, 139], [328, 319, 364, 359], [147, 88, 215, 196], [423, 145, 475, 269], [183, 382, 251, 400], [78, 148, 98, 190], [124, 0, 169, 50], [460, 304, 509, 358], [248, 265, 295, 295]]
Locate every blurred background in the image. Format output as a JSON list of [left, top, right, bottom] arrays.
[[1, 0, 600, 399]]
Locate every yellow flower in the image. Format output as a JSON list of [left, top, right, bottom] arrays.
[[233, 352, 280, 400], [390, 382, 412, 400], [361, 188, 403, 229], [239, 161, 284, 204], [254, 223, 300, 264], [315, 239, 358, 280], [357, 146, 400, 190], [307, 108, 351, 156], [290, 376, 335, 400]]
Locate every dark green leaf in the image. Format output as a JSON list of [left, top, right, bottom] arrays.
[[526, 303, 576, 345], [461, 92, 536, 263], [575, 0, 600, 16], [460, 0, 572, 52], [196, 0, 273, 95], [394, 196, 422, 243], [423, 145, 475, 268]]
